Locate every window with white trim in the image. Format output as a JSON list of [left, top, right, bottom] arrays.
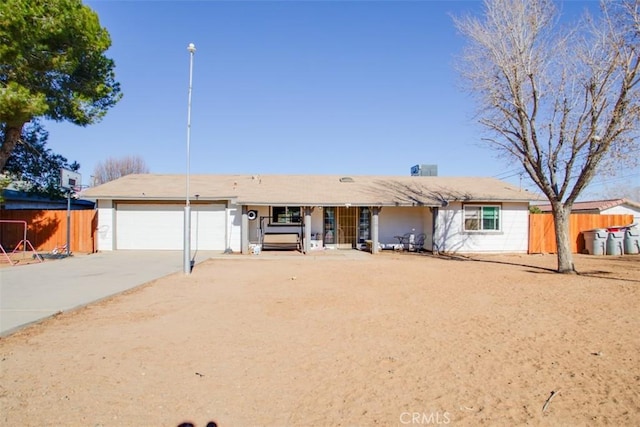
[[464, 205, 500, 231], [271, 206, 302, 224]]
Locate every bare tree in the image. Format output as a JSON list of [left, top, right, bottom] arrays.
[[454, 0, 640, 273], [92, 155, 149, 185], [626, 186, 640, 201], [592, 181, 640, 201]]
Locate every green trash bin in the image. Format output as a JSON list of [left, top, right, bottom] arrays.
[[606, 229, 625, 256], [624, 227, 640, 255], [583, 229, 607, 255]]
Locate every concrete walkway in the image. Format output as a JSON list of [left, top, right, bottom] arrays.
[[0, 250, 218, 336], [0, 248, 374, 336]]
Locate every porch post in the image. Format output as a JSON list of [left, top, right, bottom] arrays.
[[303, 207, 312, 254], [372, 206, 380, 254], [431, 207, 438, 253], [241, 205, 249, 254]]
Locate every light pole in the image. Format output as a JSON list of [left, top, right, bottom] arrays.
[[184, 42, 196, 274]]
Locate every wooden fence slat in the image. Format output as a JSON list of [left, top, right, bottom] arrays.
[[529, 213, 634, 254], [0, 210, 97, 253]]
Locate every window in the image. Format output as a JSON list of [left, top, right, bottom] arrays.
[[324, 207, 335, 244], [464, 205, 500, 231], [358, 207, 371, 242], [271, 206, 302, 224]]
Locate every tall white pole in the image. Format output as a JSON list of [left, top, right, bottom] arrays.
[[184, 42, 196, 275], [66, 189, 71, 257]]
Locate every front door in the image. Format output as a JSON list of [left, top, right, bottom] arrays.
[[336, 207, 356, 248], [324, 207, 366, 249]]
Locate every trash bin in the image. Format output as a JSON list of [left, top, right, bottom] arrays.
[[606, 229, 625, 256], [583, 229, 607, 255], [624, 226, 640, 255]]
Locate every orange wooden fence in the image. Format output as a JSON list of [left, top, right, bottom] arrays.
[[0, 210, 97, 253], [529, 213, 634, 254]]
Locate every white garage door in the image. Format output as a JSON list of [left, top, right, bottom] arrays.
[[116, 204, 226, 250]]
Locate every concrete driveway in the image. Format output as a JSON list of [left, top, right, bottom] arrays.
[[0, 250, 218, 336]]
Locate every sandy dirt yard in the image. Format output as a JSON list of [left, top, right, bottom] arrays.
[[1, 251, 638, 427]]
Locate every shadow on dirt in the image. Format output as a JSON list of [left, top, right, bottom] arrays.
[[418, 252, 640, 283]]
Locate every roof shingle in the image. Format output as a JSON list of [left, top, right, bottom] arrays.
[[81, 174, 541, 206]]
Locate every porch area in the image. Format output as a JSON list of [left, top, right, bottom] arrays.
[[240, 205, 434, 255]]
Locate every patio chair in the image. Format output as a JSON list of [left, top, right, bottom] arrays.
[[413, 233, 426, 252]]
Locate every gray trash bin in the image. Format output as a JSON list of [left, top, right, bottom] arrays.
[[606, 229, 625, 256], [624, 227, 640, 255], [583, 229, 607, 255]]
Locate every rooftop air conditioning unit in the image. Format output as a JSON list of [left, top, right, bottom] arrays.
[[410, 164, 438, 176]]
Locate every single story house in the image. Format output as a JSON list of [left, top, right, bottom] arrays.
[[536, 198, 640, 225], [80, 174, 541, 254]]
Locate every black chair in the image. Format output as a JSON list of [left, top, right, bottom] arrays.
[[413, 233, 426, 252]]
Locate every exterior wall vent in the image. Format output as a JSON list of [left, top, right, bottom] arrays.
[[339, 177, 354, 183]]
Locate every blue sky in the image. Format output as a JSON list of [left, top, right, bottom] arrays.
[[43, 0, 637, 196]]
